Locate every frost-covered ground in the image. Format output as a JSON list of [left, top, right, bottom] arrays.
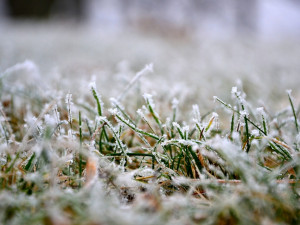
[[0, 22, 299, 224], [1, 22, 300, 110]]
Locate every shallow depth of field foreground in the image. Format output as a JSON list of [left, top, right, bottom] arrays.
[[0, 2, 300, 224]]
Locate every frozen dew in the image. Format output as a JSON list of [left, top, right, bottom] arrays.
[[67, 129, 75, 140], [182, 125, 189, 133], [0, 152, 7, 165], [44, 114, 56, 127], [110, 97, 124, 110], [89, 81, 97, 90], [65, 92, 73, 124], [286, 89, 292, 95], [1, 60, 40, 82], [251, 129, 260, 137], [256, 107, 265, 115], [172, 122, 181, 130], [192, 104, 201, 123], [192, 144, 199, 152], [143, 93, 155, 108], [171, 98, 179, 109], [136, 63, 154, 78], [213, 96, 217, 102], [239, 110, 248, 118], [136, 108, 145, 119], [108, 108, 118, 116], [144, 63, 154, 73], [231, 86, 238, 94]]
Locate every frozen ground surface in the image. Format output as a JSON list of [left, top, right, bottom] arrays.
[[0, 22, 299, 225]]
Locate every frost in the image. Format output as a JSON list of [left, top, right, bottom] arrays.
[[172, 176, 191, 185], [172, 122, 180, 129], [231, 131, 240, 141], [0, 153, 7, 165], [213, 96, 217, 102], [44, 114, 56, 127], [212, 112, 219, 118], [251, 130, 259, 136], [286, 89, 292, 95], [24, 116, 37, 127], [182, 125, 189, 133], [136, 108, 145, 118], [135, 167, 155, 177], [89, 81, 96, 90], [95, 115, 103, 121], [231, 86, 238, 94], [177, 139, 196, 146], [110, 97, 124, 111], [68, 129, 75, 140], [65, 92, 73, 124], [192, 104, 201, 123], [116, 63, 154, 101], [108, 108, 118, 116], [1, 60, 39, 81], [115, 171, 138, 187], [65, 93, 73, 105], [256, 107, 265, 114], [145, 63, 154, 73], [192, 144, 199, 151], [24, 172, 40, 182], [136, 63, 153, 79], [172, 98, 179, 109], [211, 136, 246, 161], [143, 93, 155, 108], [240, 110, 248, 117], [165, 117, 171, 126], [0, 33, 298, 224]]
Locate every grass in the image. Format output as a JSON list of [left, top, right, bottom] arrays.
[[0, 58, 299, 225]]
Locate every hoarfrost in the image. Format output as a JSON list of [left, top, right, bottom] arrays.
[[251, 129, 260, 136], [192, 104, 201, 123], [286, 89, 292, 95], [108, 108, 118, 116], [65, 92, 73, 124], [256, 107, 265, 114], [231, 86, 238, 94], [171, 98, 179, 109], [89, 81, 97, 90], [213, 96, 217, 102], [44, 114, 56, 127], [143, 93, 155, 108], [182, 125, 189, 133], [172, 122, 180, 129]]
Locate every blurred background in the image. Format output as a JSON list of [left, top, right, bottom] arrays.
[[0, 0, 300, 114], [1, 0, 300, 38]]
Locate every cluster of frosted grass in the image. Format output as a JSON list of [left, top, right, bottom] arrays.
[[0, 61, 299, 224]]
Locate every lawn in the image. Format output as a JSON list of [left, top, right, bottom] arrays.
[[0, 22, 299, 225]]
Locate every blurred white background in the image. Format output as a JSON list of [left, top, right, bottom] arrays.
[[1, 0, 300, 38]]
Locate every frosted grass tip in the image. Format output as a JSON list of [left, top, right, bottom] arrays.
[[172, 98, 179, 109], [89, 81, 96, 90], [231, 86, 238, 94], [108, 108, 118, 116], [256, 107, 264, 114], [145, 63, 154, 73]]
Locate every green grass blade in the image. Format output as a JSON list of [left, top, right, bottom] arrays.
[[287, 90, 299, 133]]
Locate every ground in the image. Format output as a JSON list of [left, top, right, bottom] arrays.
[[0, 22, 299, 225]]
